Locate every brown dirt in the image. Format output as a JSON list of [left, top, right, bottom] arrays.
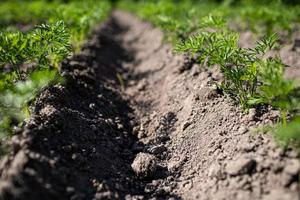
[[0, 10, 300, 200]]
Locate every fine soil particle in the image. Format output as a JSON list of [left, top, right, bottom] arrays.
[[0, 10, 300, 200]]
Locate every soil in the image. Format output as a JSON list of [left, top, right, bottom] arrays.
[[0, 10, 300, 200]]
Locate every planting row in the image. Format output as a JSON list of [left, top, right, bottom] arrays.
[[0, 0, 111, 136], [119, 0, 300, 149]]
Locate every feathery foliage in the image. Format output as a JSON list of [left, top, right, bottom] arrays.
[[0, 0, 111, 137]]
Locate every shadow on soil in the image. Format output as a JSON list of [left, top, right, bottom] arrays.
[[0, 13, 182, 200]]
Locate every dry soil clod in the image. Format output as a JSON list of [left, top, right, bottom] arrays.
[[131, 152, 158, 179]]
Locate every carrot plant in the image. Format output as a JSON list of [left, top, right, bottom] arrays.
[[120, 0, 300, 109], [0, 70, 60, 136], [50, 1, 111, 51], [0, 22, 69, 135], [175, 24, 280, 106], [0, 0, 112, 137], [0, 21, 70, 76], [176, 20, 300, 129]]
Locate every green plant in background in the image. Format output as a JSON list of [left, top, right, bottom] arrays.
[[118, 1, 200, 43], [50, 1, 111, 51], [276, 117, 300, 150], [0, 1, 58, 30], [0, 21, 70, 136], [119, 0, 300, 41], [0, 0, 111, 51], [0, 70, 61, 136], [0, 0, 112, 137], [0, 21, 70, 76]]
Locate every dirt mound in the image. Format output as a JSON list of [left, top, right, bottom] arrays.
[[0, 14, 140, 200], [119, 11, 300, 200], [0, 10, 299, 200]]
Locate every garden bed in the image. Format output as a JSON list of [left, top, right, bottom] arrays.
[[0, 10, 299, 200]]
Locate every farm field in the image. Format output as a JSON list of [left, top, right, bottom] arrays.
[[0, 0, 300, 200]]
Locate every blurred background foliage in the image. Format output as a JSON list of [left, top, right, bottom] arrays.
[[0, 0, 111, 136]]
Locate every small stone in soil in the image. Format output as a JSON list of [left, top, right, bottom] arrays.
[[226, 157, 256, 176], [208, 163, 222, 179], [284, 159, 300, 175], [237, 126, 248, 135], [131, 152, 158, 179], [248, 108, 256, 121]]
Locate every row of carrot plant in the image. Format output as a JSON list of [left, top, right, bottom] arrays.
[[118, 0, 300, 149], [0, 0, 111, 136]]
